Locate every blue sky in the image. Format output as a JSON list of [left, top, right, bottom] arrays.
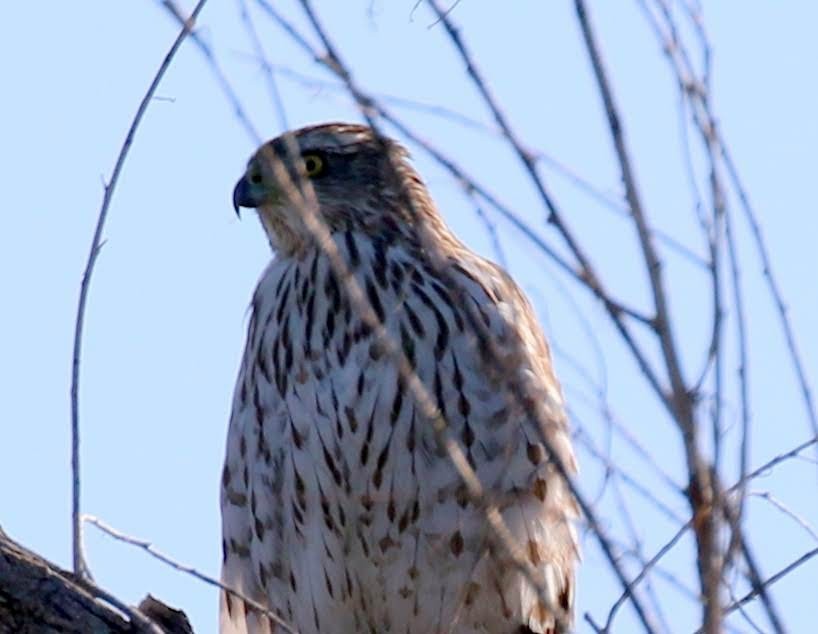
[[1, 2, 816, 632]]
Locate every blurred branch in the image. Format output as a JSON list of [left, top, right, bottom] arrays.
[[720, 490, 785, 633], [724, 206, 751, 566], [459, 183, 508, 269], [236, 0, 289, 131], [257, 62, 500, 136], [749, 491, 818, 543], [719, 547, 818, 623], [603, 519, 692, 631], [574, 427, 686, 525], [70, 0, 208, 582], [610, 479, 676, 633], [736, 435, 818, 486]]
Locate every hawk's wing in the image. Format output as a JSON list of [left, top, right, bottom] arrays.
[[220, 259, 291, 634]]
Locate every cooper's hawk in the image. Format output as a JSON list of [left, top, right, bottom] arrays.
[[221, 123, 578, 634]]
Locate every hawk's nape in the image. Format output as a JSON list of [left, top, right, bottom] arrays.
[[220, 123, 579, 634]]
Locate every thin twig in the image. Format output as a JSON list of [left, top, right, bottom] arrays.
[[749, 490, 818, 543], [595, 402, 686, 495], [732, 435, 818, 491], [722, 142, 818, 444], [574, 428, 686, 525], [719, 547, 818, 622], [605, 519, 692, 631], [610, 478, 676, 633], [725, 207, 751, 564], [720, 489, 786, 633], [460, 184, 508, 269], [613, 535, 702, 603], [84, 515, 299, 633], [237, 0, 289, 131], [725, 576, 766, 634], [533, 148, 707, 269], [158, 0, 260, 143], [70, 0, 209, 581]]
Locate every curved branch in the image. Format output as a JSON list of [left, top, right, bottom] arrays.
[[70, 0, 210, 580]]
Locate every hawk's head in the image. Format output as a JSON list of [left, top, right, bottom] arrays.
[[233, 123, 444, 255]]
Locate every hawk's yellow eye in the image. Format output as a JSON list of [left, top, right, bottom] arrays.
[[303, 153, 325, 177]]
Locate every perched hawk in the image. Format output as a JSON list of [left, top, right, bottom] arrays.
[[221, 123, 579, 634]]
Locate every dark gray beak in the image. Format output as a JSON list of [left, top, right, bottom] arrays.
[[232, 176, 255, 217]]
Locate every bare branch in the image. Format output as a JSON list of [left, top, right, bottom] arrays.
[[70, 0, 209, 582]]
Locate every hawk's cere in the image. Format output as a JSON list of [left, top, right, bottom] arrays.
[[221, 123, 579, 634]]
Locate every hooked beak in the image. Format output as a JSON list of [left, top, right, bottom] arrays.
[[232, 176, 259, 218]]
